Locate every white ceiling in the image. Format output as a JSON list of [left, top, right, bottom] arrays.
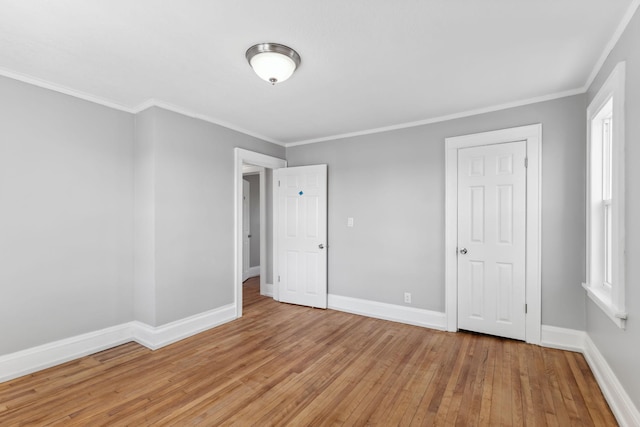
[[0, 1, 636, 145]]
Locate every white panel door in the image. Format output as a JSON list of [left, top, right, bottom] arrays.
[[242, 179, 251, 281], [457, 141, 526, 340], [276, 165, 327, 309]]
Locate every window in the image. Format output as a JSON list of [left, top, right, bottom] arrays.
[[584, 62, 626, 328]]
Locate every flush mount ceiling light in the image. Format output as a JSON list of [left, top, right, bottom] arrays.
[[246, 43, 301, 85]]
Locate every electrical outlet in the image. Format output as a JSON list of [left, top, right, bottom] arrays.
[[347, 217, 354, 227], [404, 292, 411, 304]]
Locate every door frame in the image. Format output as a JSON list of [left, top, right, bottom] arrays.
[[234, 148, 287, 318], [243, 166, 264, 284], [444, 124, 541, 344], [242, 178, 251, 282]]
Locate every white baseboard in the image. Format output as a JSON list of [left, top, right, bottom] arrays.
[[0, 304, 236, 384], [262, 282, 274, 297], [0, 323, 133, 383], [540, 325, 585, 352], [539, 325, 640, 426], [583, 335, 640, 427], [244, 266, 260, 280], [132, 304, 236, 350], [328, 294, 446, 330], [3, 304, 638, 427]]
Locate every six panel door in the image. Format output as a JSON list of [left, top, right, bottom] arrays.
[[276, 165, 328, 309], [457, 141, 527, 340]]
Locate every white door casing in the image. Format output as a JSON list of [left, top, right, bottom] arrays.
[[445, 124, 541, 345], [242, 179, 251, 281], [457, 141, 527, 340], [234, 148, 287, 318], [275, 165, 328, 309]]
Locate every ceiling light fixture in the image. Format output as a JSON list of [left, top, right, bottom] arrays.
[[246, 43, 301, 85]]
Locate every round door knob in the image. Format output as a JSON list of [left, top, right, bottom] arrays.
[[459, 248, 468, 255]]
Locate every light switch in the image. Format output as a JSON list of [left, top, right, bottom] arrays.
[[347, 217, 354, 227]]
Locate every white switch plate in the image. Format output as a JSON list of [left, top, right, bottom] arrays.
[[404, 292, 411, 304], [347, 217, 354, 227]]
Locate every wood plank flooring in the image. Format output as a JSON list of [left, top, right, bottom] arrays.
[[0, 277, 617, 426]]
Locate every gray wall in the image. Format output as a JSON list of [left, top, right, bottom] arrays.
[[0, 78, 286, 355], [0, 76, 135, 355], [141, 107, 284, 326], [244, 174, 261, 268], [287, 94, 587, 329], [134, 108, 157, 325], [586, 6, 640, 409]]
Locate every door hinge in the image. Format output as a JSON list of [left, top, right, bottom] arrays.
[[278, 180, 281, 187], [525, 303, 528, 313], [278, 275, 281, 282], [524, 157, 528, 168]]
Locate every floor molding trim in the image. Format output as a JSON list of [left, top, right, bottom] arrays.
[[328, 294, 446, 330], [3, 302, 637, 426], [583, 335, 640, 427], [132, 304, 236, 350], [0, 304, 237, 384], [540, 325, 585, 352], [247, 266, 260, 278], [242, 266, 261, 282], [262, 283, 274, 297], [0, 323, 133, 383]]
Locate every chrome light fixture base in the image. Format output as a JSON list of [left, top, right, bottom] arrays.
[[246, 43, 301, 85]]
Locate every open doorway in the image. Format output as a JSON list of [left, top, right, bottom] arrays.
[[242, 167, 262, 282], [234, 148, 287, 318]]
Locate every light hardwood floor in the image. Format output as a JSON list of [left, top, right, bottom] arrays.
[[0, 277, 616, 426]]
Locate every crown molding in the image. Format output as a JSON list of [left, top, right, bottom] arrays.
[[286, 87, 584, 147], [0, 66, 136, 113], [131, 99, 285, 146], [584, 0, 640, 91], [0, 66, 588, 149], [0, 68, 285, 146]]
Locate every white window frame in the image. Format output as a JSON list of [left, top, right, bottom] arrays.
[[583, 62, 627, 329]]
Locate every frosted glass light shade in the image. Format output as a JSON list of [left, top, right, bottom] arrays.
[[250, 52, 296, 84], [246, 43, 301, 85]]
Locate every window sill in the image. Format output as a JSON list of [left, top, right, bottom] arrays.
[[582, 282, 627, 329]]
